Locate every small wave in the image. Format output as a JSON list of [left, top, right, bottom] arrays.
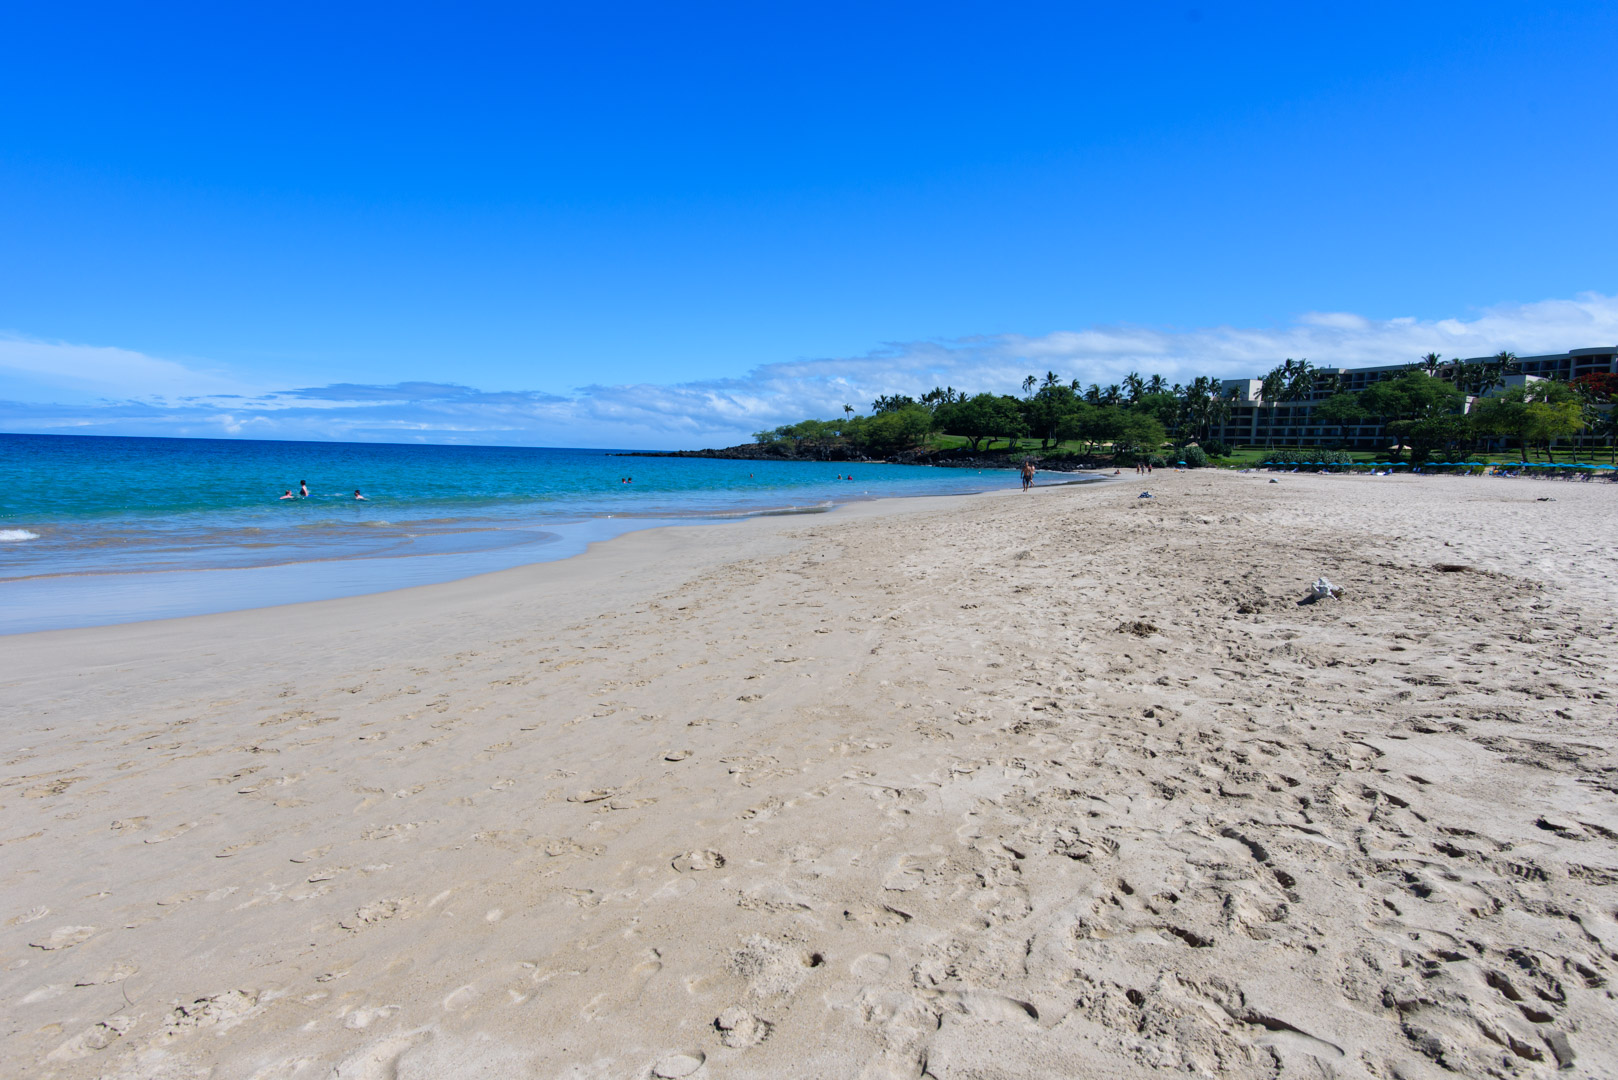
[[0, 529, 40, 542]]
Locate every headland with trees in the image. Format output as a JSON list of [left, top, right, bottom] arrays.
[[645, 354, 1618, 470]]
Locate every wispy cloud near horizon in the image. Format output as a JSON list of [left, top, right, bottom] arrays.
[[5, 293, 1617, 449]]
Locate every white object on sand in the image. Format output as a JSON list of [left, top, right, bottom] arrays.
[[1310, 577, 1336, 600]]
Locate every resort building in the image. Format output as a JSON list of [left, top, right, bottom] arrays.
[[1209, 347, 1618, 449]]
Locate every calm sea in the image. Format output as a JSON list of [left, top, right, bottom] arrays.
[[0, 433, 1080, 634]]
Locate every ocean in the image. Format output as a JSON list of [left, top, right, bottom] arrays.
[[0, 433, 1084, 634]]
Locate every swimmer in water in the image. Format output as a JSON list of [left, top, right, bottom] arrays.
[[299, 480, 309, 497], [279, 490, 295, 499], [354, 489, 366, 500]]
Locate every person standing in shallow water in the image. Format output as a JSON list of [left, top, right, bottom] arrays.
[[299, 480, 309, 497]]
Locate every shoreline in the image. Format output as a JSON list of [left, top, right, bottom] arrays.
[[0, 477, 1103, 636], [4, 471, 1615, 1078]]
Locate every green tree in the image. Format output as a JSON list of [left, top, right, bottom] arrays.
[[1359, 372, 1466, 459], [1280, 358, 1316, 404], [1131, 390, 1180, 431], [1114, 411, 1166, 457], [1470, 381, 1583, 461], [854, 404, 933, 455], [1257, 364, 1289, 447], [870, 394, 917, 414], [1572, 374, 1618, 462], [1312, 392, 1364, 445], [1176, 376, 1233, 442], [935, 393, 1025, 452], [1023, 380, 1081, 448], [1388, 415, 1475, 463], [1593, 408, 1618, 464], [1055, 402, 1118, 457]]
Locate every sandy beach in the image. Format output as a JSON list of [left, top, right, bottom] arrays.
[[3, 471, 1616, 1079]]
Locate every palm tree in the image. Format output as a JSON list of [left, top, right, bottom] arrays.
[[1281, 358, 1316, 402], [1021, 375, 1037, 398], [1122, 372, 1145, 403], [1461, 351, 1518, 397], [1146, 374, 1168, 396], [1176, 375, 1233, 442], [1487, 350, 1520, 394], [1272, 358, 1316, 444], [1419, 352, 1443, 376], [1258, 364, 1288, 448]]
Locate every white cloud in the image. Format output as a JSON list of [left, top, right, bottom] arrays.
[[0, 333, 254, 400], [3, 292, 1615, 449]]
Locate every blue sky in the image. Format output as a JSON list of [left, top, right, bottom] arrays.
[[3, 2, 1617, 447]]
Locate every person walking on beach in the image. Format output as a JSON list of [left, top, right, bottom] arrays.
[[1020, 459, 1036, 491]]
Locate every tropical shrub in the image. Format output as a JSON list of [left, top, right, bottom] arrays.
[[1262, 448, 1353, 465]]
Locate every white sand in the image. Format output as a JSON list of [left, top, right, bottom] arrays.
[[3, 472, 1617, 1079]]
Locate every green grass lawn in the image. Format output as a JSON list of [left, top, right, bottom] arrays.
[[1213, 447, 1616, 467], [918, 438, 1617, 466]]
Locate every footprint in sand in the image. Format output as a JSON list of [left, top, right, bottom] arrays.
[[29, 926, 94, 951], [144, 821, 198, 844], [715, 1006, 773, 1048], [73, 961, 138, 986], [340, 899, 401, 931], [342, 1003, 401, 1030], [851, 953, 892, 980], [331, 1030, 427, 1078], [881, 858, 927, 892], [672, 850, 726, 872], [651, 1050, 705, 1077], [843, 902, 912, 928]]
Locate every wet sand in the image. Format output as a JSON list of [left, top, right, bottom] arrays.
[[3, 471, 1616, 1078]]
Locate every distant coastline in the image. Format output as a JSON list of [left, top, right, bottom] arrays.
[[613, 442, 1096, 470]]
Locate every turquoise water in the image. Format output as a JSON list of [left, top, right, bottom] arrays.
[[0, 433, 1081, 633]]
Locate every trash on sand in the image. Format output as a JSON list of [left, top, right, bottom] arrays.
[[1138, 491, 1154, 499], [1309, 577, 1336, 600]]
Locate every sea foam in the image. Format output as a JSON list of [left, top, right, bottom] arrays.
[[0, 529, 40, 541]]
